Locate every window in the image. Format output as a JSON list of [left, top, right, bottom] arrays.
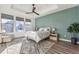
[[16, 17, 24, 32], [1, 14, 14, 33], [25, 19, 32, 31], [1, 13, 32, 33]]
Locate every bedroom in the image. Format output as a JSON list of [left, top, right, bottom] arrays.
[[0, 4, 79, 54]]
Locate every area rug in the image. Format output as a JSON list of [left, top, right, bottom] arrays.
[[1, 42, 22, 54], [20, 39, 54, 54], [1, 39, 54, 54]]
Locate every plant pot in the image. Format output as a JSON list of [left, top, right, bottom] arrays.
[[71, 37, 77, 45]]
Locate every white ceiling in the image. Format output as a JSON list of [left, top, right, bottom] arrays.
[[0, 4, 78, 18]]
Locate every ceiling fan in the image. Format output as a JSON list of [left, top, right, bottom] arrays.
[[11, 4, 39, 15], [25, 4, 39, 15]]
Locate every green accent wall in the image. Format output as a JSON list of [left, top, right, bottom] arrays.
[[35, 6, 79, 40]]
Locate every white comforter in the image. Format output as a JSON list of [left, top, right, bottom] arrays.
[[26, 31, 50, 43]]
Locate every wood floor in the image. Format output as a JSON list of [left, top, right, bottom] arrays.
[[47, 40, 79, 54]]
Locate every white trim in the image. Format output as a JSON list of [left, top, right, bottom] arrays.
[[59, 38, 79, 44], [14, 16, 16, 32], [24, 18, 26, 32], [0, 13, 1, 33], [59, 38, 71, 42]]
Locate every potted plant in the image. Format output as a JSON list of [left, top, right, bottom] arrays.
[[67, 22, 79, 44]]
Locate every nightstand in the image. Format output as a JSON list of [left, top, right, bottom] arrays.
[[49, 33, 59, 42]]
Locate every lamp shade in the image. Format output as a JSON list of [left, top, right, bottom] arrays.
[[52, 28, 56, 31]]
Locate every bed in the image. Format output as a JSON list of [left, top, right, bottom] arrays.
[[25, 27, 51, 43]]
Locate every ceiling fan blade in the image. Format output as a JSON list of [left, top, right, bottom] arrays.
[[25, 4, 39, 15], [25, 12, 32, 14], [33, 11, 39, 15], [26, 4, 35, 14]]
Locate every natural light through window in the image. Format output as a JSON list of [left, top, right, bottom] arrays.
[[1, 14, 32, 33], [1, 14, 14, 33], [16, 17, 24, 32], [25, 19, 32, 31], [2, 19, 13, 32]]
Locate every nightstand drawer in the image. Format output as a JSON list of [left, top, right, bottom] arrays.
[[49, 33, 59, 42], [50, 36, 57, 40], [50, 36, 57, 42]]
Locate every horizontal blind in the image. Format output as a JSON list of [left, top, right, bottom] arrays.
[[16, 17, 24, 21], [1, 13, 13, 20], [25, 19, 31, 22]]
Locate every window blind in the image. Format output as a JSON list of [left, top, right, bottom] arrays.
[[1, 13, 13, 20]]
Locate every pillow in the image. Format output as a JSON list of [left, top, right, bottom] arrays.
[[39, 28, 44, 31], [44, 27, 50, 31], [39, 27, 50, 31]]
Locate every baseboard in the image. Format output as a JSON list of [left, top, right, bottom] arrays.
[[59, 38, 79, 44]]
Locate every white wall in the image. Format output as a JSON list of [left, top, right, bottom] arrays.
[[0, 5, 35, 37]]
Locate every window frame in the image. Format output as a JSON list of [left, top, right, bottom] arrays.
[[1, 13, 14, 33], [15, 17, 24, 32], [0, 13, 32, 33], [25, 19, 32, 31]]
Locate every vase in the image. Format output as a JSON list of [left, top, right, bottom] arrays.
[[71, 33, 78, 45]]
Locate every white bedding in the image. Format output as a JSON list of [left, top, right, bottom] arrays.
[[26, 31, 50, 43]]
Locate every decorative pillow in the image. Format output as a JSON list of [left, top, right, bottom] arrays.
[[39, 28, 44, 31], [39, 27, 51, 32], [44, 27, 50, 31]]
